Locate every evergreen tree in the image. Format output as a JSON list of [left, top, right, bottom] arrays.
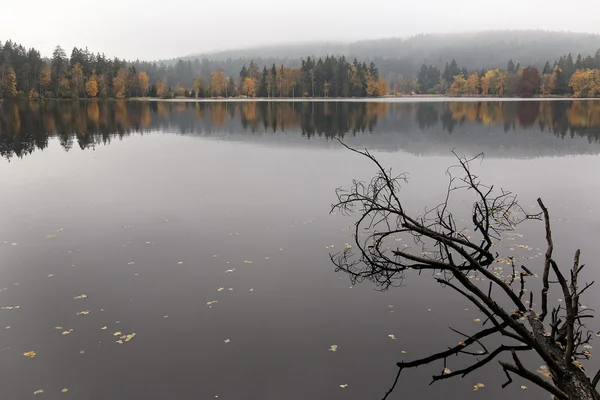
[[258, 66, 269, 97]]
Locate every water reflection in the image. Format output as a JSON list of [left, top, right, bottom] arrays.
[[1, 100, 600, 160]]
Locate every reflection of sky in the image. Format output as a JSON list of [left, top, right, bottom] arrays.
[[0, 133, 599, 399]]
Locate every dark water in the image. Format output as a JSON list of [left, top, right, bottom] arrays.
[[0, 100, 599, 400]]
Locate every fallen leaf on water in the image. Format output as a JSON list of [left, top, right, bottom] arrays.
[[224, 339, 230, 343], [473, 383, 485, 391], [249, 288, 254, 292], [11, 243, 17, 246], [113, 331, 122, 337], [76, 310, 90, 316], [458, 341, 466, 346], [23, 351, 36, 359], [243, 260, 253, 264], [213, 255, 218, 258], [5, 326, 9, 329], [101, 326, 107, 330], [207, 301, 218, 306], [61, 388, 68, 393], [217, 287, 224, 292], [177, 262, 183, 265], [1, 305, 20, 310], [228, 288, 233, 291], [61, 329, 73, 335], [48, 274, 54, 278], [54, 326, 63, 330], [46, 234, 57, 239], [339, 384, 348, 388], [33, 390, 44, 395], [73, 294, 88, 300], [79, 350, 85, 354], [329, 345, 338, 352], [401, 350, 406, 354], [388, 334, 396, 340], [265, 257, 270, 260], [520, 386, 527, 390], [443, 368, 451, 375], [116, 340, 123, 344], [474, 318, 481, 323]]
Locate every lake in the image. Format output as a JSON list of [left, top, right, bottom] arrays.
[[1, 99, 600, 399]]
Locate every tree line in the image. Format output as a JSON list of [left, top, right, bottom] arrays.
[[2, 38, 600, 99], [0, 39, 387, 100], [407, 51, 600, 97]]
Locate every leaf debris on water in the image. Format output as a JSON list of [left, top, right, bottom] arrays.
[[473, 383, 485, 391], [207, 301, 218, 307], [61, 329, 74, 335], [177, 262, 183, 265], [329, 345, 338, 352], [2, 306, 21, 310], [23, 351, 36, 359], [76, 310, 90, 316], [33, 390, 44, 395], [61, 388, 69, 393], [217, 287, 224, 292], [249, 288, 254, 292], [73, 294, 88, 300], [474, 318, 481, 323], [443, 368, 451, 375], [48, 274, 54, 278], [339, 384, 348, 388], [243, 260, 253, 264], [387, 334, 396, 340], [224, 339, 230, 343], [520, 386, 527, 390], [101, 326, 107, 330], [113, 331, 122, 336]]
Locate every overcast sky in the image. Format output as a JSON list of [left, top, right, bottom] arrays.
[[1, 0, 599, 60]]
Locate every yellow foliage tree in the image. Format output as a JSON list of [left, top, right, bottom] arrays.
[[156, 79, 168, 98], [2, 67, 18, 98], [375, 77, 389, 96], [365, 74, 378, 97], [465, 72, 480, 95], [480, 69, 501, 95], [192, 76, 204, 97], [496, 72, 508, 96], [242, 77, 255, 97], [569, 69, 600, 98], [138, 72, 149, 97], [540, 74, 556, 95], [113, 68, 130, 99], [209, 71, 226, 97], [85, 75, 99, 98], [450, 74, 467, 96]]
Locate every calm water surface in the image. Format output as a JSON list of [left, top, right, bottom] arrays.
[[1, 100, 600, 400]]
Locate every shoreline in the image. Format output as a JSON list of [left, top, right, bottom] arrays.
[[1, 96, 590, 103]]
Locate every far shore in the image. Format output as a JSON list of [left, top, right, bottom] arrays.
[[1, 95, 590, 103]]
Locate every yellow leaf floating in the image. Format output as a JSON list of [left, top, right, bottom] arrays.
[[473, 383, 485, 391], [48, 274, 54, 278], [401, 350, 406, 354], [520, 386, 527, 390], [1, 306, 21, 310], [73, 294, 88, 300], [207, 301, 218, 307], [224, 339, 230, 343], [101, 326, 107, 330], [329, 345, 338, 352], [217, 287, 224, 292], [113, 331, 122, 336], [339, 384, 348, 388], [443, 368, 451, 375], [23, 351, 36, 359], [249, 288, 254, 292], [61, 388, 68, 393], [177, 262, 183, 265], [54, 326, 63, 330], [76, 310, 90, 316], [387, 334, 396, 340], [33, 390, 44, 395], [243, 260, 253, 264], [474, 318, 481, 323], [61, 329, 74, 335]]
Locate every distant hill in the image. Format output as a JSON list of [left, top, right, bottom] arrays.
[[169, 30, 600, 76]]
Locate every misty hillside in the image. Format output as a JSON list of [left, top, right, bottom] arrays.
[[172, 30, 600, 75]]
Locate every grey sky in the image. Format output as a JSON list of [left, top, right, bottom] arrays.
[[1, 0, 599, 60]]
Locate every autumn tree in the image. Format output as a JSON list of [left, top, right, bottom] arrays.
[[113, 67, 130, 99], [209, 71, 226, 97], [156, 79, 168, 98], [517, 66, 541, 97], [449, 74, 467, 95], [138, 72, 149, 97], [85, 75, 99, 98], [1, 66, 18, 98], [242, 77, 256, 97], [480, 69, 502, 95], [569, 69, 600, 98], [193, 75, 205, 98], [465, 72, 480, 95], [175, 84, 186, 97]]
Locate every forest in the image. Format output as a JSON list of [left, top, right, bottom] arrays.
[[1, 31, 600, 99]]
